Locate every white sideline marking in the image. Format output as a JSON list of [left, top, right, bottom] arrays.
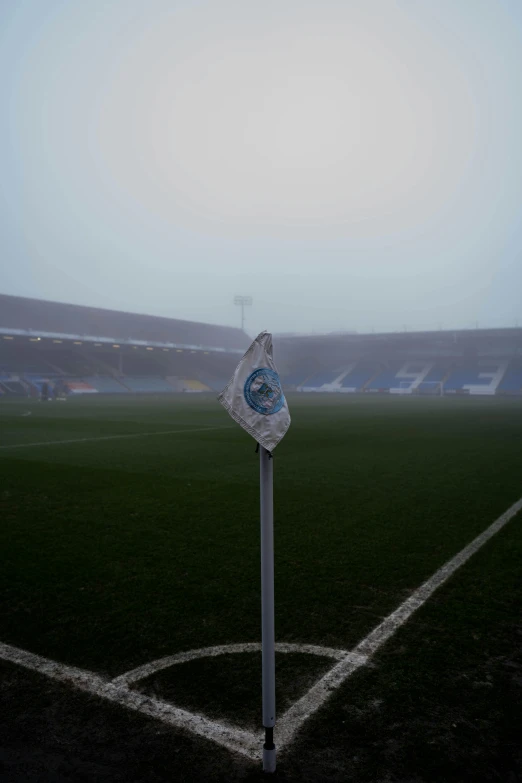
[[0, 497, 520, 761], [276, 495, 522, 748], [0, 641, 260, 758], [0, 426, 229, 450]]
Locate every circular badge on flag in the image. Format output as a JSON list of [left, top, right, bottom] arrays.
[[244, 368, 285, 415]]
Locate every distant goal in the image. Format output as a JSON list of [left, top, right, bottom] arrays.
[[413, 381, 444, 396]]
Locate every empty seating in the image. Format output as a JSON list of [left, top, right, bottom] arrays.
[[444, 368, 490, 391], [497, 362, 522, 394], [83, 377, 128, 393], [121, 377, 176, 393], [0, 380, 28, 396], [340, 365, 376, 390], [443, 363, 507, 395], [281, 372, 308, 388], [366, 369, 401, 391], [181, 379, 211, 391], [199, 377, 229, 392], [421, 365, 448, 384], [302, 370, 340, 388]]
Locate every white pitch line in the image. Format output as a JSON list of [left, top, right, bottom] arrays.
[[114, 642, 347, 687], [276, 495, 522, 748], [0, 641, 108, 691], [100, 683, 261, 758], [0, 497, 520, 760], [0, 640, 260, 758], [113, 643, 263, 686], [0, 425, 229, 450]]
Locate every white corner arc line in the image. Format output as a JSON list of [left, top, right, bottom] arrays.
[[0, 640, 260, 758], [0, 497, 520, 761], [0, 425, 230, 450], [113, 642, 348, 687]]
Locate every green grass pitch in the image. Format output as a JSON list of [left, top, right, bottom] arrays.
[[1, 394, 521, 782]]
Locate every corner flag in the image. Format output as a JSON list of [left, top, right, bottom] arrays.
[[218, 331, 290, 773], [218, 331, 290, 452]]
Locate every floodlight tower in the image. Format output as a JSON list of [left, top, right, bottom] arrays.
[[234, 295, 253, 332]]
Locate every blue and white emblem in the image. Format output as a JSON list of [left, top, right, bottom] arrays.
[[244, 368, 285, 415]]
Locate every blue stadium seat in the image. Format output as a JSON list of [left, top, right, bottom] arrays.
[[200, 378, 229, 392], [497, 362, 522, 393], [121, 376, 176, 393], [302, 371, 340, 388], [340, 365, 377, 389], [444, 367, 496, 391], [281, 373, 308, 387], [421, 365, 448, 383], [366, 369, 401, 391]]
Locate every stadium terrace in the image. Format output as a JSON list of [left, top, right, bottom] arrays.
[[1, 293, 522, 398]]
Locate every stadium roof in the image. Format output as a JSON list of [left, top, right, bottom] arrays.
[[278, 326, 522, 346], [0, 294, 248, 354]]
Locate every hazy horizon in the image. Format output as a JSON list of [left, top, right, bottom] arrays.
[[2, 0, 522, 335]]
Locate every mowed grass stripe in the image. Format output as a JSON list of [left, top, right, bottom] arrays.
[[276, 497, 522, 750], [0, 395, 521, 675], [282, 496, 522, 782], [0, 396, 229, 447], [0, 498, 520, 763]]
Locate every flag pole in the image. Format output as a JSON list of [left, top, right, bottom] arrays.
[[260, 445, 276, 773]]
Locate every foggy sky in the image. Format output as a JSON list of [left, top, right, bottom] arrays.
[[1, 0, 521, 335]]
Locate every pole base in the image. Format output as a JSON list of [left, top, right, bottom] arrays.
[[262, 747, 276, 774]]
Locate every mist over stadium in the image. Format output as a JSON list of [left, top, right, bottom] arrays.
[[1, 2, 522, 782], [1, 291, 522, 397]]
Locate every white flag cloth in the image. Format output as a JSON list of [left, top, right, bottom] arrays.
[[218, 331, 291, 452]]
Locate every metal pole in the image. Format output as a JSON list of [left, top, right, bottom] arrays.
[[234, 295, 252, 332], [260, 445, 276, 773]]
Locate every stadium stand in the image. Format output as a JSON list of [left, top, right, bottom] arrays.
[[297, 360, 517, 396], [116, 352, 165, 375], [294, 363, 378, 392], [340, 365, 377, 391], [83, 377, 129, 394], [196, 375, 230, 392], [301, 370, 341, 389], [280, 371, 308, 388], [415, 364, 448, 393], [0, 294, 247, 352], [0, 380, 28, 396], [36, 349, 95, 376], [276, 328, 522, 397], [0, 343, 54, 375], [365, 366, 402, 392], [1, 296, 521, 398], [180, 379, 211, 392], [497, 361, 522, 394], [443, 361, 508, 395], [0, 294, 249, 396], [119, 377, 176, 393]]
